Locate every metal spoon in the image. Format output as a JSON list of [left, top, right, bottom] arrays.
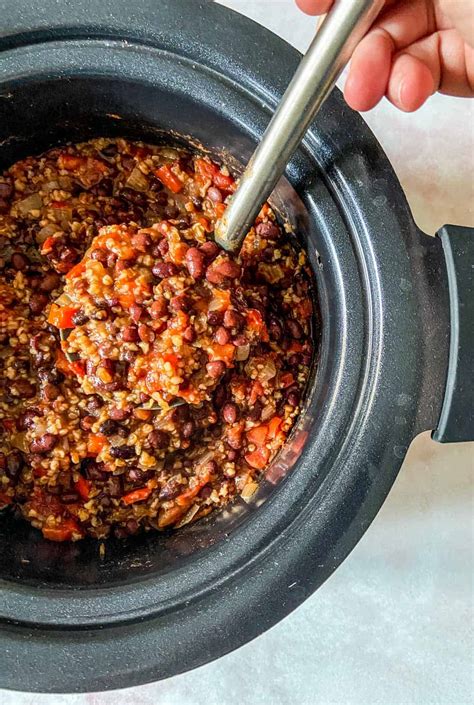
[[214, 0, 383, 252]]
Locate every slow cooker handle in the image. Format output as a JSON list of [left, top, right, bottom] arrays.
[[433, 225, 474, 443]]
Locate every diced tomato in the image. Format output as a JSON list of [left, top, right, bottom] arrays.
[[194, 215, 213, 233], [247, 424, 268, 446], [163, 352, 180, 369], [2, 419, 16, 432], [55, 349, 84, 378], [50, 200, 70, 209], [65, 261, 86, 280], [287, 341, 304, 354], [279, 372, 294, 388], [119, 293, 135, 308], [267, 416, 283, 440], [213, 172, 234, 191], [74, 476, 91, 501], [129, 145, 150, 160], [47, 304, 80, 329], [209, 288, 231, 312], [214, 202, 226, 218], [249, 380, 264, 406], [42, 518, 83, 542], [57, 154, 84, 170], [40, 236, 56, 254], [256, 203, 271, 222], [169, 240, 189, 264], [296, 299, 312, 319], [246, 309, 269, 342], [155, 164, 183, 193], [122, 486, 152, 505], [87, 434, 107, 456], [207, 343, 235, 366], [0, 491, 12, 505], [194, 158, 218, 180], [245, 446, 270, 470], [175, 471, 211, 506]]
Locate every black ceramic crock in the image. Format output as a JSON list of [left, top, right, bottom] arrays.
[[1, 0, 473, 693]]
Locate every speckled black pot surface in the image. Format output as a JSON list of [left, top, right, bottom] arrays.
[[1, 0, 473, 693]]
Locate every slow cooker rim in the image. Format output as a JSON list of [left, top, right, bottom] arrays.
[[1, 49, 393, 617]]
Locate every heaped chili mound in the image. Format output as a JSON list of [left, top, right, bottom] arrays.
[[0, 138, 315, 542]]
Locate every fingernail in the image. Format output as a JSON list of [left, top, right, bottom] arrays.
[[398, 78, 406, 109]]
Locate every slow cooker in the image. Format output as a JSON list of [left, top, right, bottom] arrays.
[[1, 0, 473, 692]]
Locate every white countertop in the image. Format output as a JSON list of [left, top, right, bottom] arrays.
[[3, 2, 473, 703]]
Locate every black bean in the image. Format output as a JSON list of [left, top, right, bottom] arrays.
[[13, 379, 36, 398], [38, 367, 64, 385], [82, 459, 107, 481], [0, 181, 12, 199], [213, 384, 226, 409], [99, 494, 112, 508], [98, 419, 118, 436], [268, 317, 283, 340], [248, 402, 262, 422], [159, 479, 181, 501], [29, 433, 57, 454], [101, 143, 118, 157], [86, 395, 103, 413], [110, 445, 136, 459], [125, 519, 140, 535], [207, 311, 223, 326], [147, 430, 169, 450], [29, 292, 49, 315], [42, 383, 60, 401], [11, 252, 29, 270], [107, 475, 123, 497], [125, 467, 146, 484], [182, 421, 195, 439], [62, 491, 80, 504], [80, 415, 96, 431], [71, 310, 89, 326], [6, 451, 24, 482], [18, 408, 41, 431], [59, 246, 79, 264], [287, 390, 300, 407], [287, 319, 302, 339], [39, 272, 61, 292]]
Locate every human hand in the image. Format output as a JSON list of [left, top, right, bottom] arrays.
[[295, 0, 474, 111]]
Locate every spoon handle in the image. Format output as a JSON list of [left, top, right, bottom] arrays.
[[215, 0, 384, 252]]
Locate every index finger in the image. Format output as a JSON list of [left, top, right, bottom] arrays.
[[295, 0, 334, 16]]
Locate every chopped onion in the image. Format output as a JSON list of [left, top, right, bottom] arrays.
[[11, 432, 28, 452], [16, 192, 42, 215], [261, 403, 276, 422], [235, 344, 250, 361], [36, 223, 59, 244], [43, 180, 59, 193], [125, 166, 149, 192], [259, 359, 276, 381], [158, 147, 180, 160], [240, 480, 259, 502], [51, 206, 73, 225], [175, 503, 200, 528]]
